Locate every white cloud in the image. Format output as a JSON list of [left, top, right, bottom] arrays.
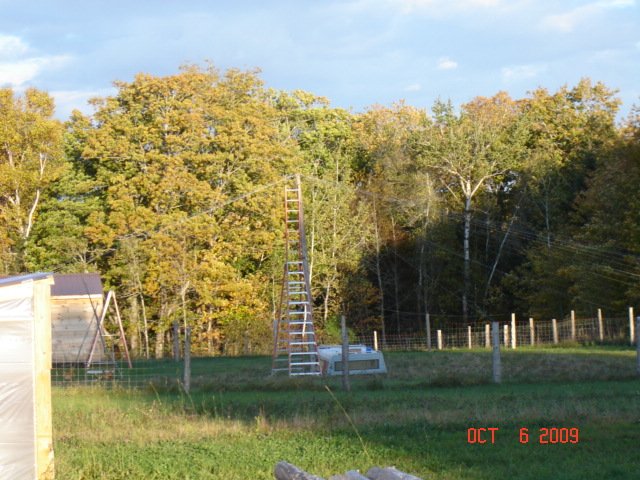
[[404, 83, 422, 91], [0, 34, 72, 88], [437, 57, 458, 70], [501, 64, 546, 82], [542, 0, 636, 32], [392, 0, 502, 13], [0, 55, 71, 87], [50, 88, 115, 119], [0, 34, 29, 59]]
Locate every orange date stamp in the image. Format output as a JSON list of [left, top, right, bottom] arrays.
[[467, 427, 580, 444]]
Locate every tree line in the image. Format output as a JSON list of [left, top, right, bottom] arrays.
[[1, 64, 638, 356]]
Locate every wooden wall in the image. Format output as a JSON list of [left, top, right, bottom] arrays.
[[51, 296, 104, 364]]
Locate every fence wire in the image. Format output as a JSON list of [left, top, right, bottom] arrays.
[[51, 314, 637, 388]]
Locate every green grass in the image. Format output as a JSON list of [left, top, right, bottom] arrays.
[[53, 347, 640, 479]]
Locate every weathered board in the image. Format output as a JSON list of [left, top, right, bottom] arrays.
[[51, 296, 104, 363]]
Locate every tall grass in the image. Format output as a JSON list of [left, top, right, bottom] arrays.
[[53, 347, 640, 479]]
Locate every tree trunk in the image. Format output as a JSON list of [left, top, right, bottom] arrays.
[[129, 294, 140, 357], [463, 196, 472, 324], [140, 293, 150, 359], [373, 203, 386, 346], [391, 216, 401, 334], [154, 327, 165, 359], [207, 318, 213, 354]]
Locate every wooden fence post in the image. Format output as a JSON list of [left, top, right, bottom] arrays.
[[468, 325, 472, 349], [425, 313, 432, 351], [341, 315, 350, 392], [511, 313, 516, 349], [571, 310, 576, 341], [183, 327, 191, 394], [529, 317, 535, 346], [552, 318, 559, 344], [173, 321, 180, 361], [636, 317, 640, 377], [598, 309, 604, 341], [503, 324, 509, 348], [485, 323, 490, 348], [629, 307, 635, 345], [492, 322, 501, 384], [437, 329, 443, 350], [373, 330, 378, 351]]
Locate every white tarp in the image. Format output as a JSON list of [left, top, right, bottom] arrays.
[[0, 282, 36, 480]]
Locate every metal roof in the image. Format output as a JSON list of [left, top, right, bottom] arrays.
[[51, 273, 103, 297], [0, 272, 54, 287]]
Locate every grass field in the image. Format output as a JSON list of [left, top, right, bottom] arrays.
[[53, 346, 640, 479]]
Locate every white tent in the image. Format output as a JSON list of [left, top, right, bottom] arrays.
[[0, 273, 55, 479]]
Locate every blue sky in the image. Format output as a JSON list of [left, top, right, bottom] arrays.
[[0, 0, 638, 119]]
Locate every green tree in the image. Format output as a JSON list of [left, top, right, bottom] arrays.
[[0, 88, 64, 272], [416, 93, 529, 323], [79, 65, 295, 356]]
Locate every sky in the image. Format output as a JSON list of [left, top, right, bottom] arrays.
[[0, 0, 638, 120]]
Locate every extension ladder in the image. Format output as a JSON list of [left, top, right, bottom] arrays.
[[271, 175, 320, 376]]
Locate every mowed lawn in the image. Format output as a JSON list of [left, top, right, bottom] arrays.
[[53, 347, 640, 479]]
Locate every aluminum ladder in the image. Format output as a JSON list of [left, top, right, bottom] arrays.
[[271, 174, 320, 376]]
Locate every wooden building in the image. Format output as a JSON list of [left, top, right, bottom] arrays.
[[51, 273, 105, 364]]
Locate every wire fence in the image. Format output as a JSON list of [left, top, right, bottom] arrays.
[[356, 315, 635, 351], [50, 313, 638, 388]]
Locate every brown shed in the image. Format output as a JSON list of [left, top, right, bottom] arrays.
[[51, 273, 105, 364]]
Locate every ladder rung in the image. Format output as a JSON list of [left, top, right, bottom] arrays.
[[287, 271, 304, 275], [289, 341, 316, 345], [288, 281, 305, 285], [290, 321, 313, 325], [289, 372, 321, 376], [287, 261, 303, 264], [290, 362, 320, 367], [289, 332, 315, 336], [289, 352, 318, 356]]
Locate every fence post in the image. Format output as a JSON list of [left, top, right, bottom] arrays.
[[529, 317, 535, 346], [437, 329, 443, 350], [503, 324, 509, 348], [598, 309, 604, 342], [485, 323, 490, 348], [492, 322, 501, 384], [341, 315, 350, 392], [373, 330, 378, 351], [552, 318, 559, 344], [425, 313, 432, 351], [570, 310, 576, 341], [511, 313, 516, 349], [172, 321, 180, 361], [636, 317, 640, 377], [629, 307, 635, 345], [183, 327, 191, 394]]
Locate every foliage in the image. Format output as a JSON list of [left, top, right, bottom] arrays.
[[0, 69, 637, 351], [0, 88, 64, 272]]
